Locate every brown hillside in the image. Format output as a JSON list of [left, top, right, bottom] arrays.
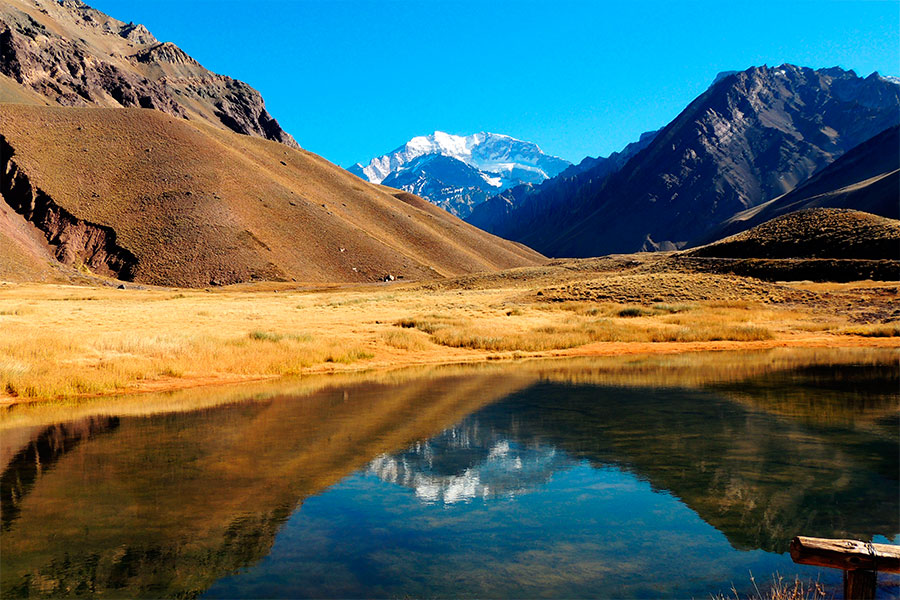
[[0, 104, 545, 287], [687, 209, 900, 260], [0, 0, 296, 146], [674, 209, 900, 282]]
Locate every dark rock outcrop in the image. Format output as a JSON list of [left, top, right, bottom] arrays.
[[0, 135, 137, 279]]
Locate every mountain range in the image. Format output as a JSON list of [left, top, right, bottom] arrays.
[[467, 130, 659, 237], [465, 65, 900, 256], [0, 0, 897, 287], [348, 131, 570, 217]]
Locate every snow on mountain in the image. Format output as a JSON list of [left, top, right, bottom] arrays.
[[348, 131, 570, 217]]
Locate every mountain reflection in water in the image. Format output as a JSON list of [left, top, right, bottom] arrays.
[[0, 349, 897, 599], [368, 425, 570, 504]]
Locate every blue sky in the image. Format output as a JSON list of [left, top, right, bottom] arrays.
[[89, 0, 899, 166]]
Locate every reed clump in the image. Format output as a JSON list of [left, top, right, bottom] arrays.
[[712, 573, 826, 600]]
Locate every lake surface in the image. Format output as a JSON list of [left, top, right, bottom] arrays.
[[1, 349, 898, 598]]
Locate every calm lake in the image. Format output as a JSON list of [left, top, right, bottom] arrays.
[[1, 349, 898, 599]]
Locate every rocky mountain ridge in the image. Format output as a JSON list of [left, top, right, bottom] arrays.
[[702, 125, 899, 244], [470, 65, 900, 257], [0, 0, 297, 147]]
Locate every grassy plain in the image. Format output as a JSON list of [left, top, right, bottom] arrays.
[[1, 255, 897, 403]]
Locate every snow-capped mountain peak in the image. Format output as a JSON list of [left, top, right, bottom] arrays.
[[348, 131, 570, 217]]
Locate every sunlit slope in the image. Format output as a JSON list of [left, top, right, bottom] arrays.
[[0, 73, 50, 106], [0, 104, 545, 286]]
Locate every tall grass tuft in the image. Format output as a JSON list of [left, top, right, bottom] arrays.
[[712, 572, 826, 600], [249, 330, 284, 342]]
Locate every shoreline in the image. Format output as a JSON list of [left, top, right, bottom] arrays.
[[3, 333, 897, 407]]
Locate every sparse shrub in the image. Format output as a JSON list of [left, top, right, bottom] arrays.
[[325, 348, 374, 363], [395, 315, 460, 335], [248, 330, 283, 342], [652, 302, 696, 313], [618, 307, 653, 318]]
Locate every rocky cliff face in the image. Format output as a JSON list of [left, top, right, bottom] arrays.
[[472, 65, 899, 257], [702, 126, 900, 243], [0, 0, 297, 147]]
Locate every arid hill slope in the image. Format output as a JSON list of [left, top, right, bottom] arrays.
[[0, 104, 545, 286], [688, 209, 900, 260], [673, 208, 900, 281], [0, 0, 296, 146]]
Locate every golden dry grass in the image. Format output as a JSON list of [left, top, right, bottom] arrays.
[[842, 322, 900, 337], [1, 264, 898, 402], [397, 307, 774, 352]]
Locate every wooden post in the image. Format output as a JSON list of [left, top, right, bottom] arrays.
[[843, 568, 877, 600], [790, 536, 900, 600]]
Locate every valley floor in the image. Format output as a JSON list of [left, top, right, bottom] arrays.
[[1, 254, 898, 404]]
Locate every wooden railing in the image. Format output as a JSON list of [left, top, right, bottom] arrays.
[[790, 536, 900, 600]]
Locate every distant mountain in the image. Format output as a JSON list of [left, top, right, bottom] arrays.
[[470, 65, 900, 257], [701, 125, 899, 243], [0, 0, 297, 147], [349, 131, 570, 217], [466, 130, 658, 237]]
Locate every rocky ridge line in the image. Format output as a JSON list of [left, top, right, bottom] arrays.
[[0, 0, 297, 147]]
